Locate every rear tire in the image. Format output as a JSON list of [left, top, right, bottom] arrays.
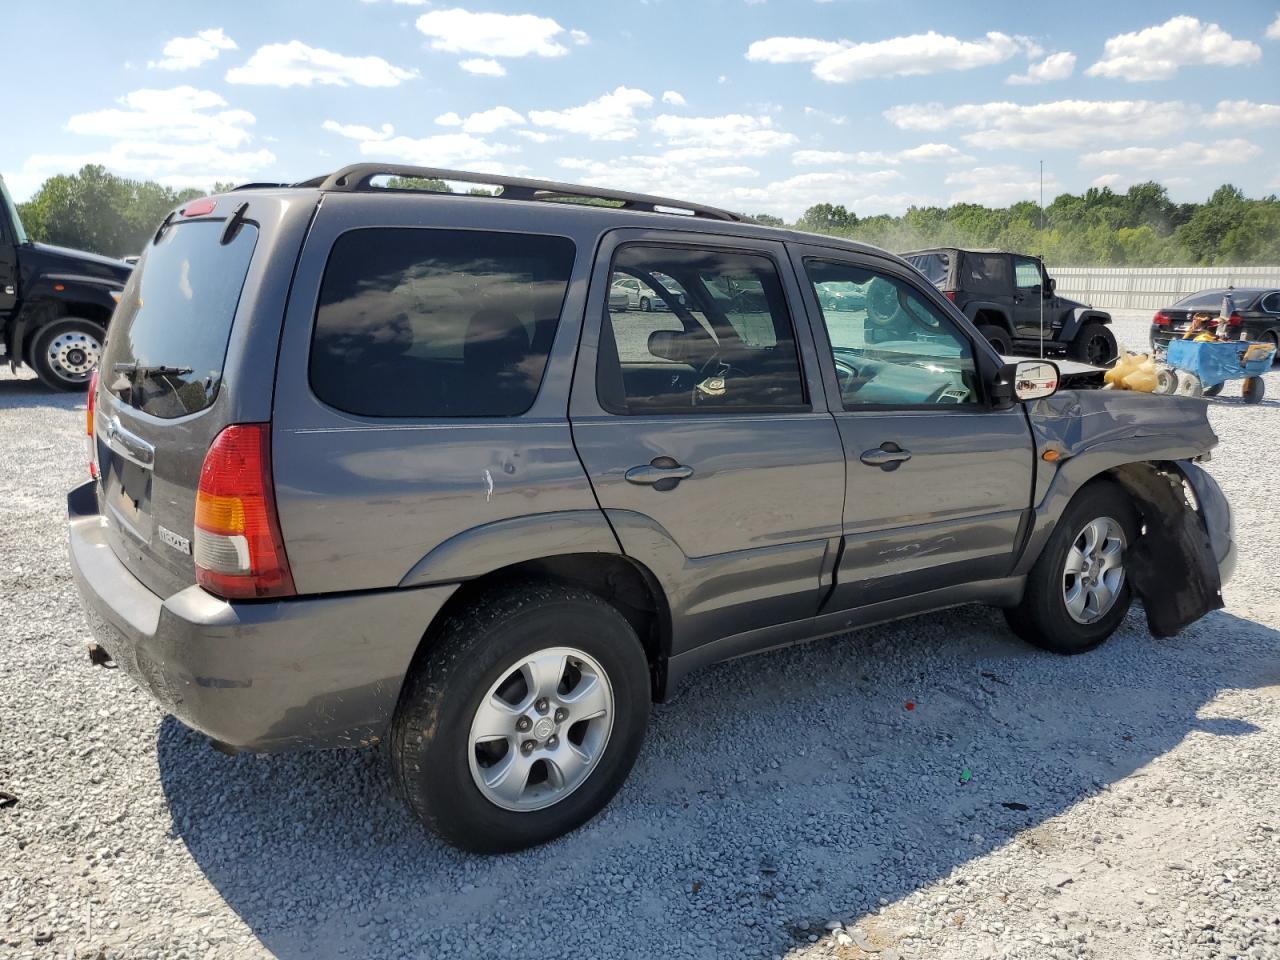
[[976, 324, 1011, 355], [30, 318, 104, 391], [390, 581, 651, 853], [1067, 322, 1117, 365], [1005, 481, 1138, 655]]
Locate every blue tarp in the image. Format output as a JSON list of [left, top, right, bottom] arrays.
[[1165, 339, 1274, 386]]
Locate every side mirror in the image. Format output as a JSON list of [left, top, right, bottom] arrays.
[[1013, 360, 1059, 401], [647, 330, 687, 363], [1045, 277, 1056, 296], [990, 360, 1060, 409]]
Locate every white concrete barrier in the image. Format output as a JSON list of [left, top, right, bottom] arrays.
[[1048, 266, 1280, 311]]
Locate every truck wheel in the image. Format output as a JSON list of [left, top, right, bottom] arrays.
[[390, 581, 651, 853], [1242, 376, 1265, 404], [1067, 323, 1117, 365], [31, 318, 104, 391], [976, 324, 1011, 355], [1005, 481, 1138, 655]]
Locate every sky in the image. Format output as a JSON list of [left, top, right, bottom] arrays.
[[3, 1, 1280, 220]]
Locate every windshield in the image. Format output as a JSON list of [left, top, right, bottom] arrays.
[[100, 219, 258, 418], [0, 176, 29, 245]]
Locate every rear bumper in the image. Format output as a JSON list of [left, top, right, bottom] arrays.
[[66, 481, 457, 752]]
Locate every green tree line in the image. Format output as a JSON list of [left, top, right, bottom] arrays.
[[779, 182, 1280, 266], [11, 165, 1280, 265]]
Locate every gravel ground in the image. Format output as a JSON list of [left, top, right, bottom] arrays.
[[2, 311, 1278, 959]]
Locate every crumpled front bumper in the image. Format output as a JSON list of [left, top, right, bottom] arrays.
[[66, 480, 457, 752]]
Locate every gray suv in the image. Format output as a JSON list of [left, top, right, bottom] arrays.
[[68, 164, 1235, 853]]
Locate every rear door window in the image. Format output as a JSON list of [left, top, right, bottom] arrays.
[[906, 252, 949, 286], [960, 253, 1010, 294], [101, 220, 258, 418], [309, 228, 575, 418]]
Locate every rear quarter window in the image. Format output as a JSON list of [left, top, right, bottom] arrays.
[[309, 228, 575, 418], [100, 219, 258, 418]]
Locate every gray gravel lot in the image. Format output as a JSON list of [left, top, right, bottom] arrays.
[[2, 311, 1278, 959]]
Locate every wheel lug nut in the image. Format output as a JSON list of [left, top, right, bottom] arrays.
[[554, 708, 568, 723], [535, 698, 549, 714], [521, 740, 536, 755], [516, 716, 532, 732], [547, 735, 559, 749]]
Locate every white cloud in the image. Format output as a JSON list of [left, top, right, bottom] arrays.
[[1090, 173, 1126, 189], [529, 87, 654, 141], [661, 90, 687, 106], [1268, 14, 1280, 40], [732, 170, 917, 219], [1080, 140, 1264, 169], [1006, 51, 1076, 85], [944, 165, 1060, 206], [150, 28, 237, 71], [322, 120, 395, 141], [651, 113, 796, 156], [434, 106, 526, 134], [748, 31, 1036, 83], [225, 41, 417, 87], [67, 87, 255, 148], [792, 143, 972, 166], [515, 130, 556, 143], [803, 106, 847, 125], [355, 133, 514, 167], [746, 37, 848, 63], [415, 9, 583, 58], [22, 141, 276, 192], [1203, 100, 1280, 127], [460, 58, 506, 77], [1086, 16, 1261, 82], [885, 99, 1192, 150]]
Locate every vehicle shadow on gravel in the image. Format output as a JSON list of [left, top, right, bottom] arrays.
[[0, 375, 82, 412], [156, 605, 1277, 960]]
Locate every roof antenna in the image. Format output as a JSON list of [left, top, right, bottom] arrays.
[[1039, 159, 1045, 360]]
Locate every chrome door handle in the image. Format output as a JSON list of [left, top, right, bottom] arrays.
[[625, 457, 693, 489], [859, 442, 911, 471]]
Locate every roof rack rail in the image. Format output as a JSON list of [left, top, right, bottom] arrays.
[[295, 164, 744, 222]]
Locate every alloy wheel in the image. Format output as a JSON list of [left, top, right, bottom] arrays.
[[1062, 516, 1127, 624]]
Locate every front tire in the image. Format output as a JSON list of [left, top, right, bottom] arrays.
[[390, 581, 651, 853], [639, 296, 651, 312], [30, 318, 104, 391], [1005, 481, 1138, 655]]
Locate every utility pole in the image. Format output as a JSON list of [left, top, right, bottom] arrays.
[[1039, 160, 1045, 360]]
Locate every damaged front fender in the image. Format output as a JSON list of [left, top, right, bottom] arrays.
[[1109, 461, 1227, 637], [1020, 390, 1231, 637]]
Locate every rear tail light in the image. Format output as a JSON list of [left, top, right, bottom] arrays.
[[194, 424, 296, 600], [943, 290, 957, 303], [86, 369, 99, 479], [1227, 312, 1243, 327], [1152, 311, 1170, 327]]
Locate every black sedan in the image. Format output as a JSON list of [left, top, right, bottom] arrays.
[[1151, 287, 1280, 352]]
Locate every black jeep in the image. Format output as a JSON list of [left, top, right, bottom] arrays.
[[904, 248, 1117, 365], [0, 175, 132, 390]]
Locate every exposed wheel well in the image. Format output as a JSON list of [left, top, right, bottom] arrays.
[[421, 553, 672, 700], [973, 310, 1011, 333]]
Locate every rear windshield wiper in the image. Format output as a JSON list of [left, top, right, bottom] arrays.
[[112, 362, 194, 379]]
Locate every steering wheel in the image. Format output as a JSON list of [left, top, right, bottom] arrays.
[[865, 278, 901, 327]]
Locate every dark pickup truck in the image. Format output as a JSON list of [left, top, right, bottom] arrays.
[[904, 248, 1117, 365], [0, 175, 132, 389]]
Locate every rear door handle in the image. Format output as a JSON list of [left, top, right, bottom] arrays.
[[625, 456, 693, 489], [859, 442, 911, 471]]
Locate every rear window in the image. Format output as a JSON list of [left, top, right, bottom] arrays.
[[310, 228, 575, 418], [959, 253, 1009, 294], [101, 219, 258, 418], [1173, 290, 1257, 309], [905, 252, 950, 286]]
